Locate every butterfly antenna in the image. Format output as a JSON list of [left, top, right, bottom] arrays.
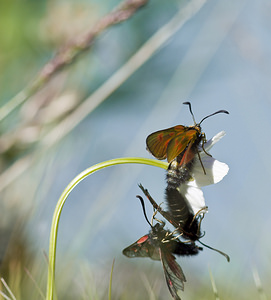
[[183, 101, 196, 125], [136, 195, 152, 227], [199, 110, 229, 125], [198, 240, 230, 262]]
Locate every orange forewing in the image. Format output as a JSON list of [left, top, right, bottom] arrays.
[[166, 128, 199, 163], [146, 125, 200, 163], [146, 125, 186, 160], [178, 140, 196, 166]]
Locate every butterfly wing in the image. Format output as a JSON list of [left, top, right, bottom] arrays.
[[146, 125, 188, 161], [191, 131, 229, 187], [192, 156, 229, 187], [160, 248, 186, 300], [177, 179, 206, 215], [122, 235, 160, 260], [165, 188, 191, 227], [166, 128, 199, 163], [202, 131, 226, 152]]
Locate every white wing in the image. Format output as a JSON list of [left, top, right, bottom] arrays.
[[192, 131, 229, 187], [178, 180, 207, 215], [192, 155, 229, 187], [202, 131, 226, 152]]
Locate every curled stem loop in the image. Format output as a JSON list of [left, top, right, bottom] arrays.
[[46, 157, 167, 300]]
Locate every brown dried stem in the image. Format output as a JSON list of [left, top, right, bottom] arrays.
[[38, 0, 148, 84], [0, 0, 148, 122]]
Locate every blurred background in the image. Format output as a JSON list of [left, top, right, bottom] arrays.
[[0, 0, 270, 299]]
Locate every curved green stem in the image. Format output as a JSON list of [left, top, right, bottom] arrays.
[[45, 157, 167, 300]]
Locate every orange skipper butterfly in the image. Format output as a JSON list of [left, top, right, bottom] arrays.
[[146, 102, 229, 166]]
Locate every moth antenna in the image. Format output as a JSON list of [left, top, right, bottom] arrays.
[[199, 110, 229, 125], [136, 195, 152, 228], [183, 101, 196, 125], [198, 240, 230, 262]]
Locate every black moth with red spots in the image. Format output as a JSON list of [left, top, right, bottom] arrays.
[[122, 197, 202, 300]]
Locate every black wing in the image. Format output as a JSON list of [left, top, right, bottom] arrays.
[[160, 248, 186, 300], [166, 188, 201, 241], [122, 234, 160, 261]]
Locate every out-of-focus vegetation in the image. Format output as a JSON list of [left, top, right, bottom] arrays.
[[1, 0, 270, 299]]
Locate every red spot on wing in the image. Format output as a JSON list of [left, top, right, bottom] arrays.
[[179, 142, 196, 166], [157, 133, 164, 142], [137, 235, 149, 244]]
